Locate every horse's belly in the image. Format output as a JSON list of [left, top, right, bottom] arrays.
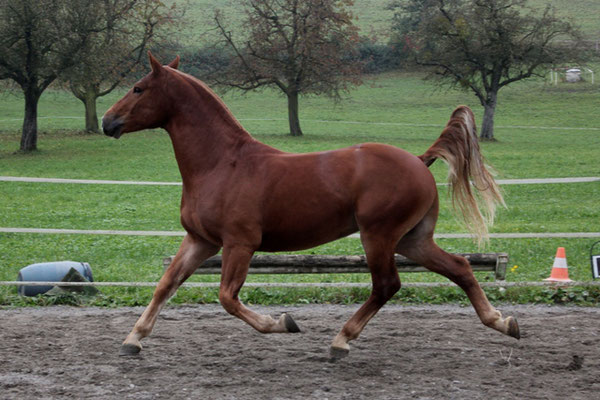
[[258, 212, 358, 252]]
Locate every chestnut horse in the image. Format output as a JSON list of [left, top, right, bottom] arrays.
[[103, 53, 520, 358]]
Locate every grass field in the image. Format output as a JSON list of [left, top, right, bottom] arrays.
[[1, 0, 599, 306], [2, 72, 599, 177]]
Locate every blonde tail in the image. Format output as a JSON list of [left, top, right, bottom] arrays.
[[419, 106, 505, 245]]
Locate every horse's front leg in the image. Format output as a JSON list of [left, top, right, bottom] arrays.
[[219, 245, 300, 333], [120, 235, 220, 355]]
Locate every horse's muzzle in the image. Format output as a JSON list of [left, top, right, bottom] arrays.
[[102, 115, 124, 139]]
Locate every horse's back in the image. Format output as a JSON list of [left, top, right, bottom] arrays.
[[255, 143, 437, 251]]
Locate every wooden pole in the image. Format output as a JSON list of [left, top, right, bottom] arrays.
[[163, 253, 508, 279]]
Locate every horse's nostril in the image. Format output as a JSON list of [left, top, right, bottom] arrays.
[[102, 116, 124, 138]]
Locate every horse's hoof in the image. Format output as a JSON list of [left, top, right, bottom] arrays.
[[507, 316, 520, 340], [283, 313, 301, 333], [119, 343, 142, 356], [329, 346, 349, 361]]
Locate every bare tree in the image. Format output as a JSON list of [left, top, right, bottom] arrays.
[[209, 0, 363, 136], [390, 0, 587, 140], [0, 0, 100, 151], [66, 0, 178, 133]]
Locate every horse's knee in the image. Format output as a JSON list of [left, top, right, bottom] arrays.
[[373, 277, 401, 304], [386, 277, 401, 298]]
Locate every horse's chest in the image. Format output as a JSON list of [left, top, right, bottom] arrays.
[[179, 188, 260, 241]]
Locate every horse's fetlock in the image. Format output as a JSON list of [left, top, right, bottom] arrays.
[[133, 324, 152, 338], [481, 310, 503, 328]]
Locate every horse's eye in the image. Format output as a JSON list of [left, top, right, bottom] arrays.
[[133, 87, 142, 94]]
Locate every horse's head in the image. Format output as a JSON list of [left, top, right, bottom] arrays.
[[102, 52, 180, 138]]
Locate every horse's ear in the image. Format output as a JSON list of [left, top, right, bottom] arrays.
[[167, 55, 180, 70], [148, 51, 163, 75]]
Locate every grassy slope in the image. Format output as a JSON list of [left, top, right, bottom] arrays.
[[530, 0, 600, 36], [175, 0, 600, 45]]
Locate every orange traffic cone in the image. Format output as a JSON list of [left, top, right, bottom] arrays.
[[544, 247, 572, 282]]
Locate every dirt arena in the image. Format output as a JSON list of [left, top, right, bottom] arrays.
[[1, 304, 598, 399]]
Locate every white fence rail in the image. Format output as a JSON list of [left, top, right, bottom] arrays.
[[2, 280, 600, 289]]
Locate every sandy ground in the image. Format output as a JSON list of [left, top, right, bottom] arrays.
[[1, 304, 599, 399]]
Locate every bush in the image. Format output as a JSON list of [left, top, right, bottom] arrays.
[[178, 46, 232, 80], [356, 38, 402, 74], [177, 38, 406, 79]]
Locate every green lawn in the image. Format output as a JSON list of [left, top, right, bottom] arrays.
[[2, 72, 599, 178]]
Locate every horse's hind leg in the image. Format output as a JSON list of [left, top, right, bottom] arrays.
[[330, 234, 401, 358], [397, 236, 520, 340], [218, 245, 301, 333], [120, 235, 220, 355]]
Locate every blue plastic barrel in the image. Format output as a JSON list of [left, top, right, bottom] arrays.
[[17, 261, 93, 296]]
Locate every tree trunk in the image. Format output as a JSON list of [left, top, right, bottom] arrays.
[[71, 82, 101, 133], [286, 90, 303, 136], [480, 91, 497, 141], [20, 86, 41, 152], [83, 90, 100, 133]]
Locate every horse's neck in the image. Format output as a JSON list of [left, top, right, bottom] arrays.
[[164, 77, 261, 180], [166, 113, 253, 179]]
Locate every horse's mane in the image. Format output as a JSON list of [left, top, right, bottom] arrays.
[[169, 68, 248, 134]]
